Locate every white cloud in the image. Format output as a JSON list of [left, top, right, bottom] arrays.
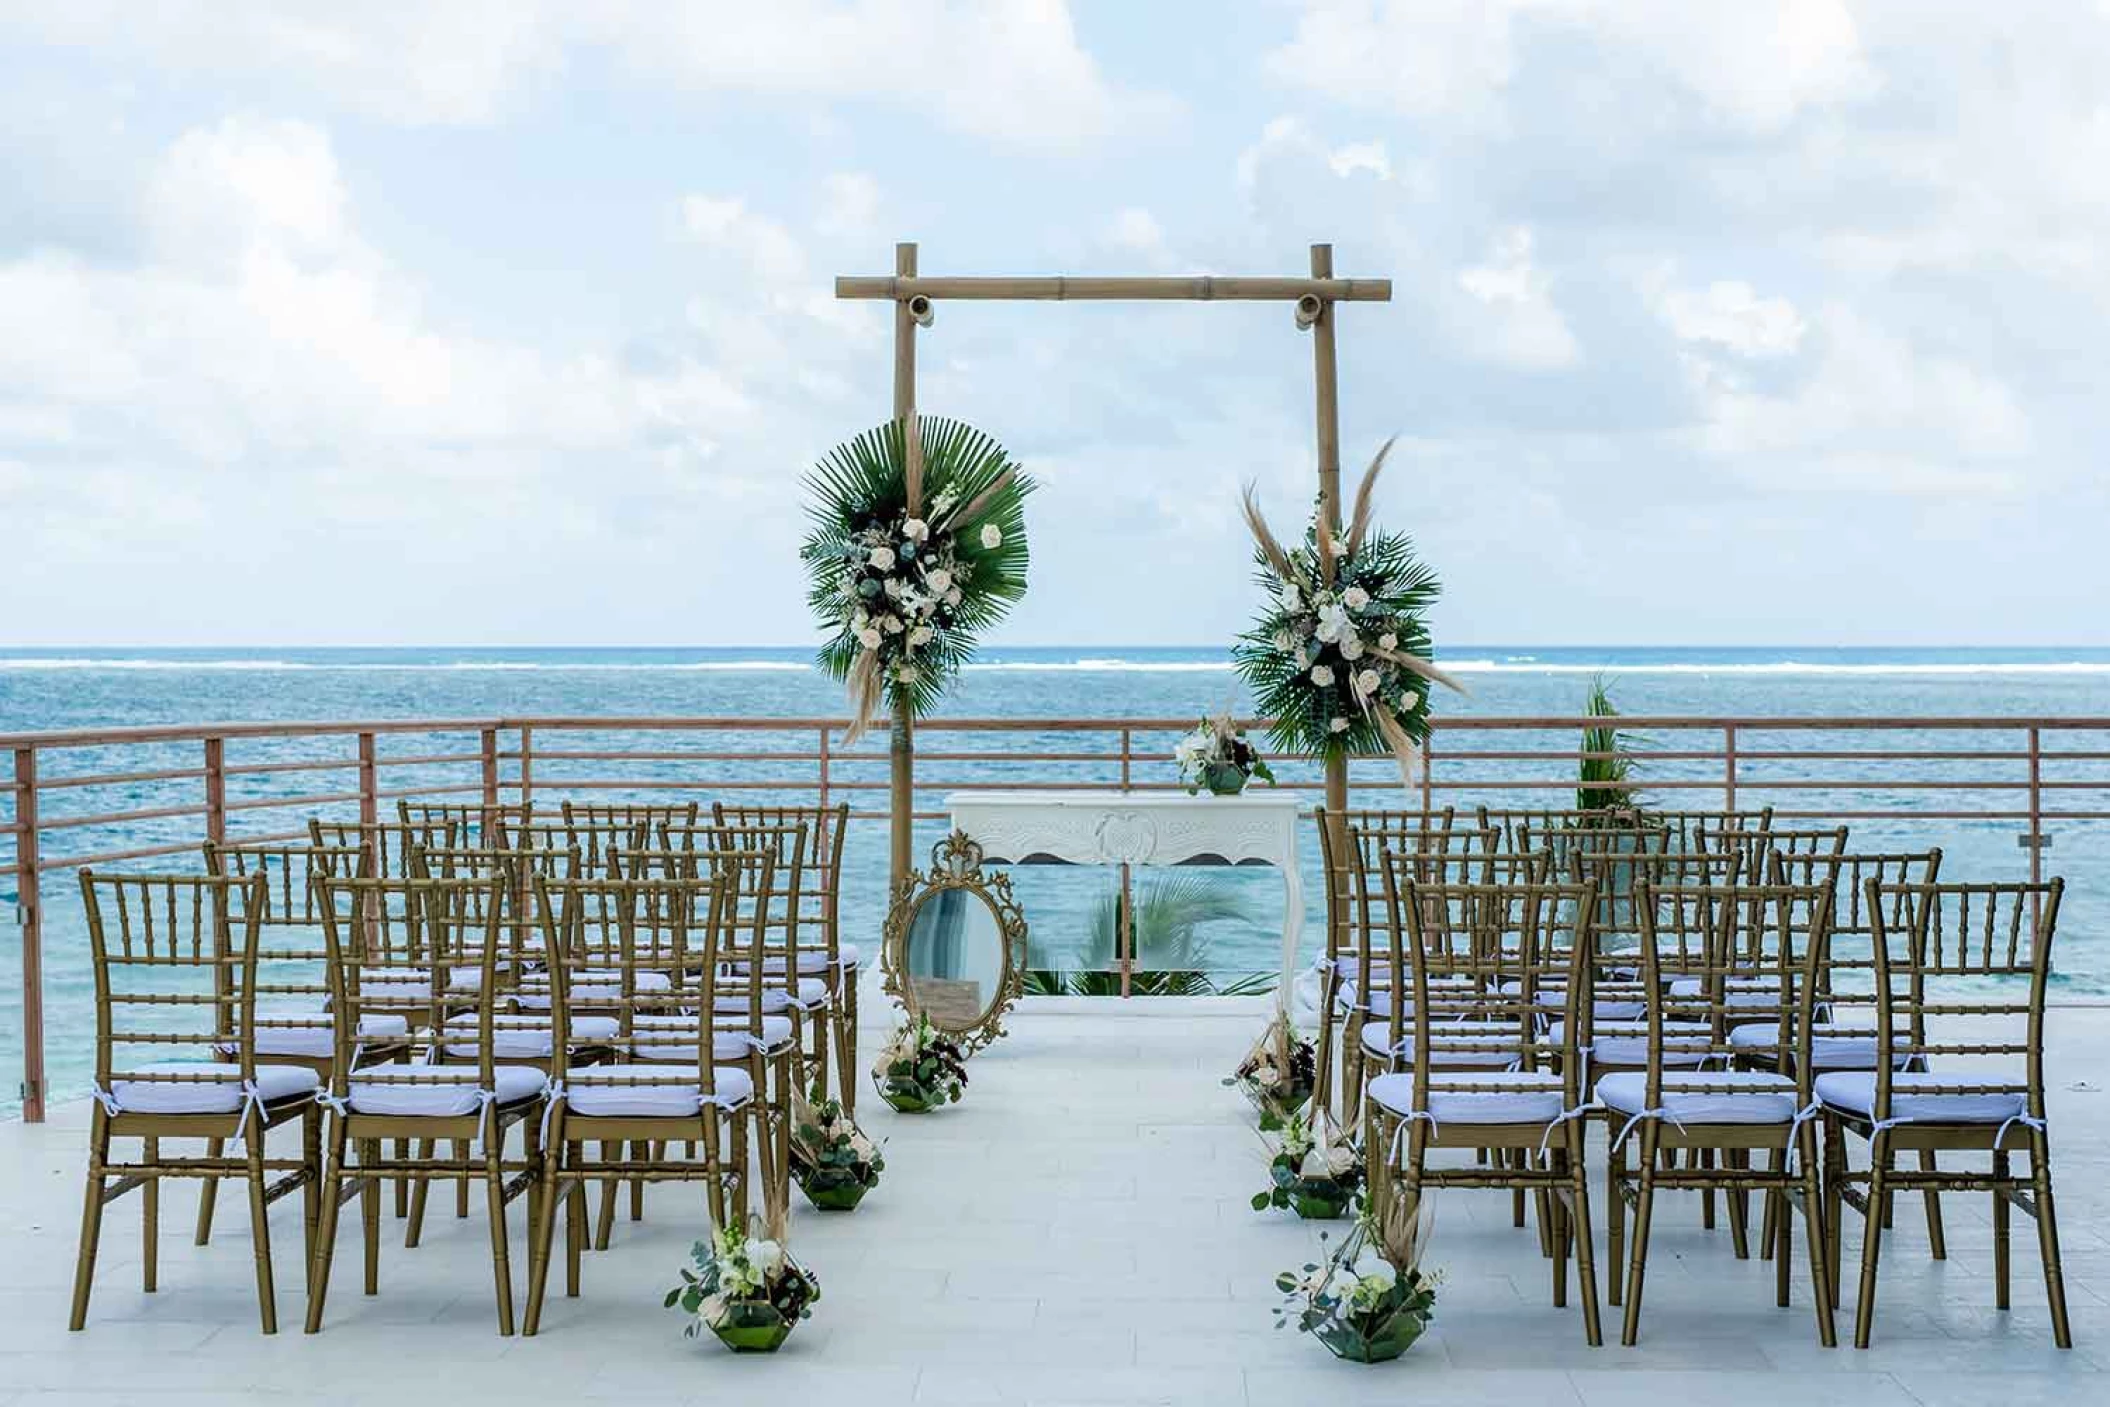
[[1455, 227, 1580, 369], [1106, 207, 1164, 254], [1651, 277, 1806, 359], [0, 1, 1170, 148]]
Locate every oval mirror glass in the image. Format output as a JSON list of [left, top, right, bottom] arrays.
[[903, 887, 1008, 1034]]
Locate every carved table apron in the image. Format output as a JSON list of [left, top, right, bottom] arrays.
[[946, 790, 1308, 1015]]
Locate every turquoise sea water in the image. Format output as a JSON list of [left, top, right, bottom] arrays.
[[4, 644, 2107, 1113]]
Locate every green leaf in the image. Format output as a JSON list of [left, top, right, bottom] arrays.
[[1251, 1192, 1272, 1212]]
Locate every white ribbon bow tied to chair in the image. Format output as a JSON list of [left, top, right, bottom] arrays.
[[538, 1079, 567, 1147], [1538, 1099, 1601, 1157], [1611, 1106, 1688, 1153], [1386, 1109, 1441, 1162]]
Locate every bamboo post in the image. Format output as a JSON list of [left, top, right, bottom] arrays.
[[203, 737, 226, 848], [480, 728, 500, 811], [889, 241, 919, 900], [1309, 243, 1350, 845], [13, 746, 43, 1122], [1724, 725, 1739, 813]]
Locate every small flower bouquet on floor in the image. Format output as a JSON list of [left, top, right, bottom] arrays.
[[1173, 710, 1277, 796], [667, 1217, 821, 1353], [790, 1085, 885, 1210], [1274, 1193, 1439, 1363], [872, 1012, 969, 1113], [1254, 1109, 1364, 1220], [1224, 1010, 1316, 1130]]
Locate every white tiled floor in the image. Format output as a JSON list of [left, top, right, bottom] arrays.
[[4, 995, 2106, 1405]]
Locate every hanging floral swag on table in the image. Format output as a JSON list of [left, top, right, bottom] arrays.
[[802, 416, 1035, 741], [1230, 439, 1461, 783]]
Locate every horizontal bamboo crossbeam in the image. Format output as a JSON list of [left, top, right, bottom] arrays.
[[835, 275, 1393, 303]]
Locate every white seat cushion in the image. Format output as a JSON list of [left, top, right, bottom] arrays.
[[758, 976, 828, 1009], [728, 944, 860, 976], [1359, 1020, 1524, 1067], [631, 1014, 795, 1062], [442, 1014, 621, 1059], [345, 1064, 545, 1116], [224, 1011, 410, 1059], [713, 987, 792, 1016], [1667, 977, 1786, 1010], [564, 1064, 756, 1117], [108, 1062, 319, 1115], [1368, 1070, 1567, 1127], [1596, 1070, 1800, 1125], [514, 969, 674, 1012], [1557, 1020, 1714, 1069], [1728, 1022, 1915, 1071], [1814, 1072, 2027, 1125]]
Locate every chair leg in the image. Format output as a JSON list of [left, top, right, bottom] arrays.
[[142, 1136, 160, 1293], [2028, 1130, 2072, 1349], [629, 1141, 646, 1223], [456, 1139, 472, 1219], [1920, 1149, 1946, 1260], [1852, 1134, 1892, 1349], [1566, 1139, 1604, 1347], [524, 1159, 562, 1337], [68, 1112, 112, 1332], [361, 1142, 382, 1297], [1606, 1129, 1626, 1308], [594, 1145, 620, 1252], [244, 1132, 279, 1335], [1700, 1148, 1717, 1232], [1773, 1188, 1791, 1308], [304, 1120, 350, 1334], [484, 1126, 515, 1336], [405, 1139, 431, 1248], [838, 969, 861, 1114], [1758, 1147, 1781, 1261], [565, 1180, 585, 1298], [194, 1137, 222, 1246], [393, 1138, 409, 1219], [1723, 1148, 1750, 1261], [1797, 1120, 1838, 1348], [1549, 1150, 1570, 1309], [1992, 1149, 2011, 1311], [1620, 1124, 1660, 1346], [301, 1109, 322, 1264], [1822, 1116, 1847, 1304]]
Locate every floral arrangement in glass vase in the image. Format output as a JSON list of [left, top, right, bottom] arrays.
[[872, 1012, 969, 1113], [790, 1084, 885, 1210], [1231, 441, 1460, 784], [1275, 1192, 1440, 1363], [1254, 1108, 1365, 1220], [1173, 710, 1277, 797], [801, 416, 1034, 742], [666, 1217, 821, 1353], [1223, 1010, 1316, 1130]]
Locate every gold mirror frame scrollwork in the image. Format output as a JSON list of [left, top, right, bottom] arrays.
[[879, 830, 1029, 1055]]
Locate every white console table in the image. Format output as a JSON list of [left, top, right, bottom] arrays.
[[945, 789, 1309, 1014]]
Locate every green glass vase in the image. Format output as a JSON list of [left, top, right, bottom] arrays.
[[709, 1301, 795, 1353], [880, 1082, 943, 1113], [1314, 1308, 1427, 1363], [1201, 761, 1249, 796], [799, 1174, 872, 1211]]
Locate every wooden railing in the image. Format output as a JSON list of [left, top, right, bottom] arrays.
[[6, 713, 2108, 1120]]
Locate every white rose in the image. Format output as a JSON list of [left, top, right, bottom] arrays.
[[1379, 632, 1398, 651], [857, 628, 883, 649], [869, 546, 896, 571], [882, 616, 904, 634], [1253, 1064, 1281, 1088], [1309, 664, 1335, 687], [882, 576, 903, 598], [1314, 604, 1348, 643], [895, 664, 919, 682], [1400, 689, 1422, 709], [924, 568, 953, 595], [1324, 1144, 1358, 1177], [1342, 586, 1370, 611], [902, 518, 929, 542], [908, 626, 932, 646], [1352, 1250, 1396, 1288], [1356, 669, 1381, 696], [1330, 717, 1350, 734], [1339, 636, 1365, 661], [747, 1238, 786, 1279], [980, 523, 1003, 549], [945, 586, 963, 606], [1272, 629, 1293, 652], [1327, 1268, 1361, 1300]]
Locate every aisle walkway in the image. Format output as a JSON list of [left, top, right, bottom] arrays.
[[2, 997, 2106, 1405]]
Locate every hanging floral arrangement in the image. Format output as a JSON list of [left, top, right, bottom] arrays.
[[1230, 440, 1460, 781], [801, 416, 1034, 741]]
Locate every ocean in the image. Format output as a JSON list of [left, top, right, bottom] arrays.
[[5, 644, 2107, 1113]]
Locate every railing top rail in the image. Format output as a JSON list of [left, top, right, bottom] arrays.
[[9, 713, 2110, 751]]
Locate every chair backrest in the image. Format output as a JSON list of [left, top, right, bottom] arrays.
[[314, 873, 506, 1094], [1318, 806, 1470, 971], [1652, 808, 1776, 852], [659, 821, 809, 964], [309, 817, 419, 880], [1564, 841, 1738, 951], [714, 802, 850, 962], [1857, 880, 2061, 1125], [205, 840, 366, 928], [1635, 880, 1833, 1108], [562, 800, 701, 831], [1380, 870, 1598, 1117], [80, 871, 268, 1101], [1697, 824, 1848, 879], [1477, 806, 1645, 852]]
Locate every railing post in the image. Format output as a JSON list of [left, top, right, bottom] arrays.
[[817, 726, 832, 816], [1420, 732, 1434, 818], [203, 736, 226, 848], [1118, 727, 1134, 997], [480, 728, 499, 810], [519, 726, 535, 818], [1724, 724, 1739, 814], [13, 747, 44, 1122], [1119, 727, 1132, 792]]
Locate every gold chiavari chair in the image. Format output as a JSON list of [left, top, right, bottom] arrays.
[[1696, 824, 1848, 882], [70, 871, 322, 1334], [1651, 807, 1776, 852], [194, 842, 377, 1247], [1362, 872, 1605, 1345], [715, 802, 856, 1108], [562, 799, 701, 832], [399, 800, 527, 850], [523, 871, 768, 1336], [306, 873, 546, 1335], [1597, 880, 1839, 1346], [1818, 880, 2072, 1349], [1314, 807, 1464, 1116]]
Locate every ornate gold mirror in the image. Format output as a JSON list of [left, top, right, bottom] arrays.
[[880, 831, 1028, 1054]]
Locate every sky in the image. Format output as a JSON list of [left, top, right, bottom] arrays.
[[2, 1, 2106, 649]]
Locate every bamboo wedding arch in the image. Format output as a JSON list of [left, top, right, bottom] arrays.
[[835, 242, 1393, 893]]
